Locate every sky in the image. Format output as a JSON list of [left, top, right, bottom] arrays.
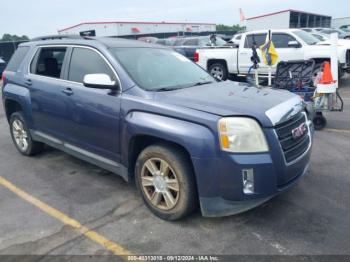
[[1, 0, 350, 37]]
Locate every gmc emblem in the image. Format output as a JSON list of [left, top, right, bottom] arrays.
[[292, 123, 307, 140]]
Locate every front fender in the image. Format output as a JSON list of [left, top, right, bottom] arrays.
[[122, 111, 218, 163], [3, 84, 33, 126]]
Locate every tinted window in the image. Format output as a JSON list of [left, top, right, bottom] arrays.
[[30, 47, 66, 78], [272, 34, 298, 48], [6, 46, 30, 72], [244, 34, 267, 48], [236, 35, 242, 40], [68, 48, 115, 83]]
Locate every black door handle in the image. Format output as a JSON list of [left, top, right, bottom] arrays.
[[25, 79, 32, 86], [62, 87, 74, 96]]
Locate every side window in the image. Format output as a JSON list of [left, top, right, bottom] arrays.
[[272, 34, 298, 48], [236, 35, 242, 40], [30, 47, 67, 78], [6, 46, 30, 72], [68, 47, 115, 83], [244, 34, 267, 48]]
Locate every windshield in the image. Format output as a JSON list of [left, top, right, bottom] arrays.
[[293, 30, 320, 45], [112, 48, 214, 91]]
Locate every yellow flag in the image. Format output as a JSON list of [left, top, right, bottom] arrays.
[[259, 40, 279, 66]]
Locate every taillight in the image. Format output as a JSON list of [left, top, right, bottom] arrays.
[[1, 71, 5, 82], [194, 52, 199, 62]]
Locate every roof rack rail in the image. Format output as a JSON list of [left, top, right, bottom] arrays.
[[31, 35, 92, 41]]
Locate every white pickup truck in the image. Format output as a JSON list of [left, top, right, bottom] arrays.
[[195, 29, 350, 81]]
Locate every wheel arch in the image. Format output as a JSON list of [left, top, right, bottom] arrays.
[[122, 112, 217, 182], [207, 59, 228, 71], [4, 99, 23, 123], [127, 135, 195, 183]]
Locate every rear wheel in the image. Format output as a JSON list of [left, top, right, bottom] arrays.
[[135, 144, 197, 220], [10, 112, 44, 156], [208, 63, 228, 81]]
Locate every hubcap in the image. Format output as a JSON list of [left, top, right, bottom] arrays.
[[210, 66, 224, 80], [12, 119, 29, 151], [141, 158, 180, 210]]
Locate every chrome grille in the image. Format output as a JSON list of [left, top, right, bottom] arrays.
[[275, 112, 310, 163]]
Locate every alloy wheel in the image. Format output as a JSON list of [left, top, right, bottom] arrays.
[[12, 119, 29, 151], [140, 158, 180, 210], [210, 66, 224, 80]]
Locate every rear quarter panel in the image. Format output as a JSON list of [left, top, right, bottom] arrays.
[[196, 48, 238, 73]]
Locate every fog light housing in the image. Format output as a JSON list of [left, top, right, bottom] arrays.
[[242, 169, 254, 194]]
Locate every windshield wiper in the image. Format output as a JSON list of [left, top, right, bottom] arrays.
[[187, 81, 214, 87], [155, 86, 186, 92]]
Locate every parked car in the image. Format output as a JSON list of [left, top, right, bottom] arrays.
[[229, 33, 243, 46], [312, 32, 350, 46], [2, 36, 312, 220], [155, 38, 176, 46], [320, 28, 350, 39], [301, 28, 327, 34], [137, 36, 159, 43], [170, 35, 227, 61], [0, 58, 6, 78], [195, 29, 350, 81]]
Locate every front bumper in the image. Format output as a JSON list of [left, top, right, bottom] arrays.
[[192, 119, 313, 217], [199, 163, 309, 217]]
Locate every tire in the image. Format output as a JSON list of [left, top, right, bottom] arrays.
[[10, 112, 44, 156], [135, 144, 197, 220], [208, 63, 228, 81], [313, 113, 327, 130]]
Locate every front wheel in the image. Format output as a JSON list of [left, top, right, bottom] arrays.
[[208, 63, 228, 81], [135, 144, 197, 220]]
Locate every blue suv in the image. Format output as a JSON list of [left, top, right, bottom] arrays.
[[1, 36, 313, 220]]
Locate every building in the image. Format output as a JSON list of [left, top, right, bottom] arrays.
[[246, 9, 332, 31], [332, 17, 350, 31], [58, 21, 216, 37]]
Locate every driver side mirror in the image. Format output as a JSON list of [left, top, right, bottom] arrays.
[[288, 41, 301, 48], [83, 74, 118, 90]]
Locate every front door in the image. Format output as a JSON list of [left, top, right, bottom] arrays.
[[62, 47, 121, 161], [271, 33, 304, 73]]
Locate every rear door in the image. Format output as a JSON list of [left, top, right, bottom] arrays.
[[28, 46, 73, 139], [62, 46, 122, 161], [238, 33, 267, 74]]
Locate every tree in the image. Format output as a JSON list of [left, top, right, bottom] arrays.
[[216, 24, 246, 32], [1, 34, 29, 42]]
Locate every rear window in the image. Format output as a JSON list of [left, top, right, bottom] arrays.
[[6, 46, 30, 72]]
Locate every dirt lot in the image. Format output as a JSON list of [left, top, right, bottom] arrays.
[[0, 77, 349, 258]]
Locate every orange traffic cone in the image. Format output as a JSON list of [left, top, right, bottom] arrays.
[[320, 62, 335, 84]]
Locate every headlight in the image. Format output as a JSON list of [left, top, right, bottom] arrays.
[[218, 117, 269, 153]]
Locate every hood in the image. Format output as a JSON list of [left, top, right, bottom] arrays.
[[153, 81, 303, 127]]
